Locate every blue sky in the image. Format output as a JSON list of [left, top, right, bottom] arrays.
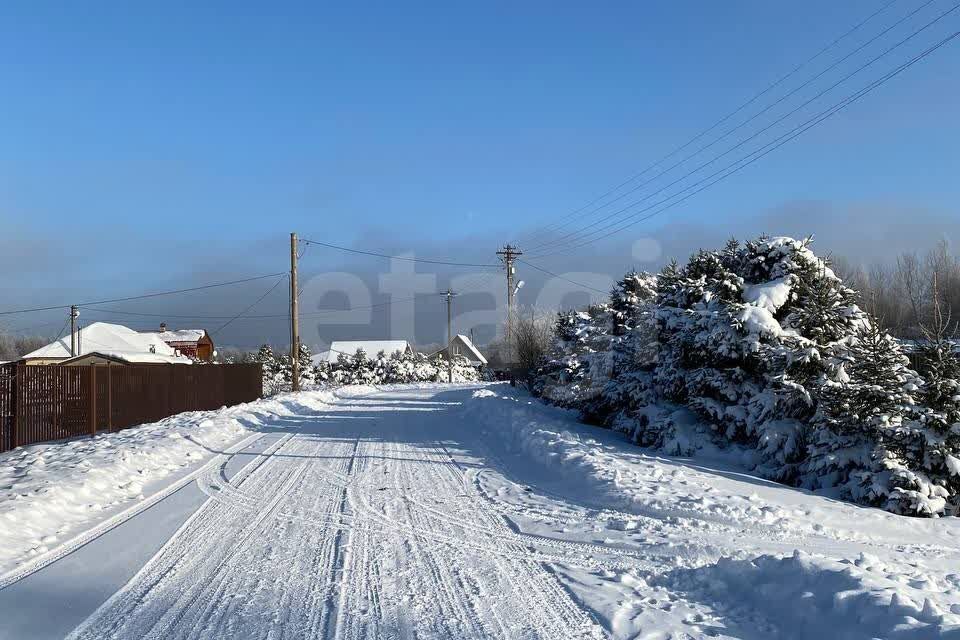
[[1, 1, 957, 346]]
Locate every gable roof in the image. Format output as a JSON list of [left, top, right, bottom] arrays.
[[23, 322, 191, 363], [150, 329, 207, 344], [60, 350, 194, 365], [453, 334, 487, 364], [319, 340, 413, 363]]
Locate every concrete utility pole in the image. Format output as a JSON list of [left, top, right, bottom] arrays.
[[290, 232, 300, 392], [442, 289, 458, 383], [496, 245, 522, 365], [70, 305, 79, 356]]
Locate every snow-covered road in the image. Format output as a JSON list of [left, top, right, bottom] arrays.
[[66, 386, 606, 640], [4, 383, 959, 639]]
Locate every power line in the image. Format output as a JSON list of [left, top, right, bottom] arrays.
[[528, 1, 957, 253], [299, 238, 499, 268], [517, 259, 610, 295], [211, 275, 288, 336], [512, 0, 902, 247], [524, 0, 936, 252], [0, 319, 68, 335], [527, 28, 960, 259], [0, 272, 288, 318], [526, 9, 960, 257]]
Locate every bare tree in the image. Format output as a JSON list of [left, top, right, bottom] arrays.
[[895, 252, 927, 336], [511, 307, 554, 374]]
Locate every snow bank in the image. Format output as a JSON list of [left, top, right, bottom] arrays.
[[660, 551, 960, 638], [463, 385, 960, 543], [463, 387, 805, 529], [0, 389, 340, 576], [462, 385, 960, 638]]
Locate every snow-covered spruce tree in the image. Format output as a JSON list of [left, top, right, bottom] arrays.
[[651, 237, 873, 481], [409, 352, 439, 382], [255, 344, 284, 395], [534, 304, 615, 410], [298, 343, 315, 386], [313, 359, 331, 384], [582, 271, 659, 427], [347, 348, 374, 384], [806, 317, 944, 514], [372, 350, 389, 384], [530, 234, 960, 515], [450, 355, 480, 382], [903, 291, 960, 514], [330, 352, 352, 385], [609, 270, 658, 336]]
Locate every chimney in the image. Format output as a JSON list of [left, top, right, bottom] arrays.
[[160, 322, 167, 333]]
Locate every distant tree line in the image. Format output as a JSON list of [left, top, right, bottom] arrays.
[[833, 239, 960, 339], [0, 334, 50, 362]]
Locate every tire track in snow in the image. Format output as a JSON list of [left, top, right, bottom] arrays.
[[69, 388, 607, 639]]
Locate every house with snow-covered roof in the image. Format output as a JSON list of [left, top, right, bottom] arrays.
[[21, 322, 193, 366], [435, 334, 487, 366], [141, 323, 215, 361]]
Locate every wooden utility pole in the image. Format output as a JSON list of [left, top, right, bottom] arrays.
[[496, 245, 522, 365], [70, 305, 79, 356], [442, 289, 458, 383], [290, 232, 300, 392]]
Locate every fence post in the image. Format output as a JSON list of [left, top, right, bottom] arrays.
[[12, 364, 22, 449], [107, 363, 113, 431], [89, 365, 97, 437]]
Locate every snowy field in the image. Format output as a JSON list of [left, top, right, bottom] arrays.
[[0, 383, 958, 639]]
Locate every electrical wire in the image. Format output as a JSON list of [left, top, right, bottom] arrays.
[[211, 275, 288, 336], [299, 238, 499, 268], [516, 259, 610, 295], [526, 28, 960, 259], [511, 0, 902, 247], [0, 272, 288, 318], [524, 0, 937, 252]]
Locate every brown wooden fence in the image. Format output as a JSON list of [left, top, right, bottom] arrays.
[[0, 362, 262, 453]]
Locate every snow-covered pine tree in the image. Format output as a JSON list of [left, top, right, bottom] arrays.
[[530, 234, 958, 516], [904, 287, 960, 514], [313, 359, 331, 384], [349, 348, 372, 384], [410, 352, 437, 382], [298, 343, 315, 386], [450, 355, 480, 382], [535, 304, 615, 411], [583, 271, 658, 426], [331, 352, 352, 384], [255, 344, 284, 394], [808, 316, 927, 512], [372, 350, 389, 384], [609, 271, 658, 336]]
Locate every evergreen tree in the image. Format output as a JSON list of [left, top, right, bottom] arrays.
[[349, 348, 372, 384], [298, 343, 315, 385]]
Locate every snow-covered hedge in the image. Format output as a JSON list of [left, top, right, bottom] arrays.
[[533, 236, 960, 517], [253, 343, 482, 393]]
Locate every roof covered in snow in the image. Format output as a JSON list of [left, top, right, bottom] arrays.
[[453, 334, 487, 364], [149, 329, 207, 344], [317, 340, 413, 363], [61, 350, 194, 365], [22, 322, 192, 363]]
